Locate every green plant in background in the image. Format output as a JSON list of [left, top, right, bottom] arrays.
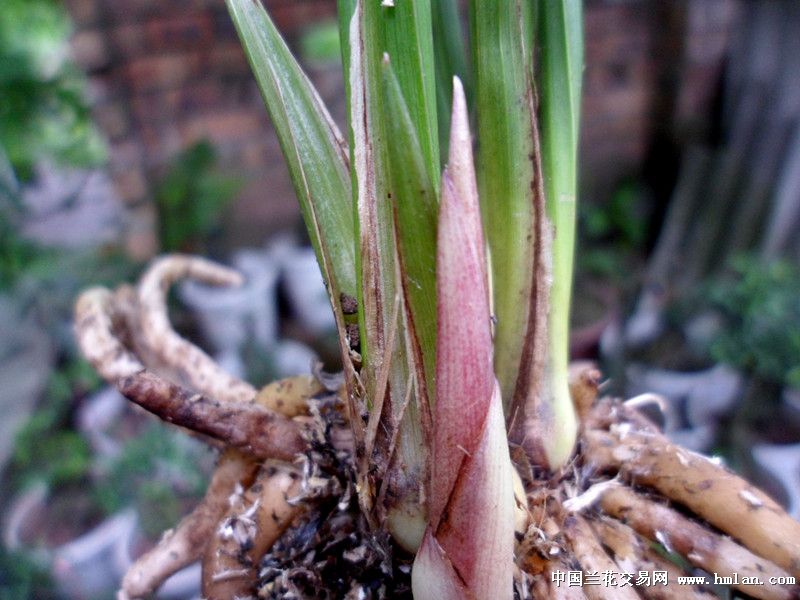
[[0, 151, 49, 290], [0, 0, 105, 181], [0, 0, 109, 289], [578, 178, 648, 281], [155, 140, 242, 253], [0, 546, 58, 600], [707, 256, 800, 388], [299, 20, 342, 65], [93, 424, 209, 539], [9, 361, 98, 491]]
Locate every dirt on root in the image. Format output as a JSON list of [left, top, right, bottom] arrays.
[[256, 396, 413, 599]]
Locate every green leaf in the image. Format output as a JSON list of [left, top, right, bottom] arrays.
[[348, 0, 435, 552], [380, 0, 440, 189], [382, 58, 438, 400], [469, 0, 537, 413], [537, 0, 583, 466], [225, 0, 356, 308], [431, 0, 470, 160], [348, 0, 437, 378], [336, 0, 356, 106], [470, 0, 581, 468]]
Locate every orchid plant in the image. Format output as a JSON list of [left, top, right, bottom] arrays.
[[75, 1, 800, 598]]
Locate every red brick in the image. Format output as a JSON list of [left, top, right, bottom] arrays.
[[241, 139, 272, 169], [63, 0, 99, 27], [126, 53, 202, 92], [93, 102, 130, 140], [140, 123, 183, 161], [145, 14, 214, 51], [266, 0, 337, 33], [173, 81, 249, 114], [71, 30, 109, 71], [130, 87, 198, 126], [181, 110, 265, 145], [206, 43, 250, 76], [111, 24, 148, 57]]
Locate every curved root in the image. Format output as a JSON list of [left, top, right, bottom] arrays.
[[118, 449, 259, 600], [584, 427, 800, 577], [136, 255, 256, 404], [590, 516, 715, 600], [562, 514, 640, 600], [75, 287, 144, 381], [74, 257, 325, 599], [599, 485, 795, 600], [117, 370, 305, 461], [201, 464, 306, 600]]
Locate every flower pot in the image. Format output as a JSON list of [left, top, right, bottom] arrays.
[[624, 363, 743, 452], [5, 482, 203, 600], [179, 248, 280, 378], [569, 280, 618, 360], [277, 245, 335, 336]]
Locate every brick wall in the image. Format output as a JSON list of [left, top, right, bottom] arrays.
[[63, 0, 736, 259], [64, 0, 339, 258], [581, 0, 737, 199]]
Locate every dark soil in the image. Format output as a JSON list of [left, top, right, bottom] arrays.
[[256, 396, 413, 599]]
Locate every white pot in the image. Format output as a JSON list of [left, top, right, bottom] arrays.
[[278, 246, 335, 335], [179, 249, 280, 355], [5, 484, 202, 600], [625, 363, 743, 452]]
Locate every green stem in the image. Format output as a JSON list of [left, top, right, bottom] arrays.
[[537, 0, 583, 467]]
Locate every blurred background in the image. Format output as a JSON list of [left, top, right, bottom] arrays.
[[1, 0, 798, 597]]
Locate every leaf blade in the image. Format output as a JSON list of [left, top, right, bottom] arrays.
[[469, 0, 537, 414], [225, 0, 356, 306], [536, 0, 583, 467], [382, 57, 438, 403], [432, 0, 471, 159], [380, 0, 440, 189]]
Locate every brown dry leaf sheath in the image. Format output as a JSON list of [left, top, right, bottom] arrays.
[[600, 486, 797, 600], [562, 514, 641, 600], [585, 427, 800, 577], [118, 449, 259, 600], [117, 370, 305, 462], [202, 465, 304, 600]]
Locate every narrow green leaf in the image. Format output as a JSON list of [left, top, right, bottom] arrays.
[[336, 0, 356, 104], [537, 0, 583, 467], [469, 0, 537, 412], [349, 0, 430, 553], [349, 0, 394, 374], [382, 58, 438, 401], [431, 0, 470, 159], [380, 0, 440, 190], [349, 0, 438, 399], [471, 0, 579, 468], [225, 0, 356, 309]]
